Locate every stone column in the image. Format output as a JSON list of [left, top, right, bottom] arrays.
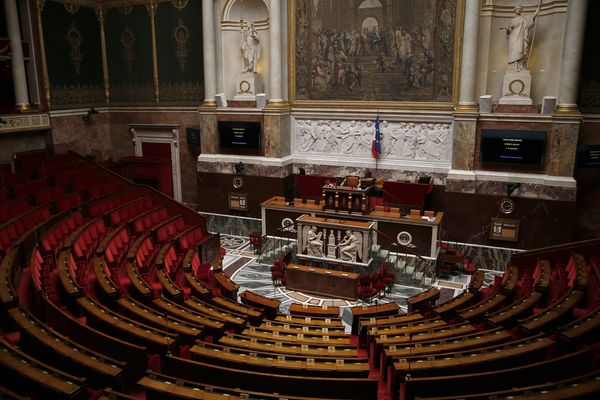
[[202, 0, 217, 106], [4, 0, 30, 111], [456, 0, 480, 112], [268, 0, 284, 105], [556, 0, 588, 114]]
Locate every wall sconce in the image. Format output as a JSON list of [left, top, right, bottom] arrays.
[[82, 107, 98, 122], [507, 183, 521, 197], [234, 162, 245, 175]]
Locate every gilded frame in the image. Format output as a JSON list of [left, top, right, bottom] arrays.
[[288, 0, 465, 110]]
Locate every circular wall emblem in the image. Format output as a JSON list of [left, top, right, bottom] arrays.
[[508, 79, 525, 95], [396, 231, 413, 246], [281, 218, 296, 232], [239, 80, 251, 93], [232, 176, 244, 189]]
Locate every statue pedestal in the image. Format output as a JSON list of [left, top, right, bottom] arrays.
[[499, 71, 533, 105], [234, 73, 262, 101]]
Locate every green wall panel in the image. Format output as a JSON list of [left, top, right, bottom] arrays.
[[105, 5, 154, 105], [42, 1, 103, 108], [155, 0, 204, 105]]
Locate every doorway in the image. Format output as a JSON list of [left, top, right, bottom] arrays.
[[129, 124, 182, 202]]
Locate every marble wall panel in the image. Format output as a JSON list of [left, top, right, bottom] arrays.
[[199, 111, 218, 155], [50, 112, 112, 160], [0, 131, 49, 164], [451, 119, 477, 170], [548, 122, 579, 177], [264, 111, 291, 158]]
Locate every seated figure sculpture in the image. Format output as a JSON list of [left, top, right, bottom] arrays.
[[338, 230, 361, 262], [305, 226, 324, 257]]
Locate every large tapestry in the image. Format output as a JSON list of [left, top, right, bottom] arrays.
[[293, 0, 458, 103]]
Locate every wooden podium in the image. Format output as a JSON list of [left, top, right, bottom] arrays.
[[322, 176, 373, 214]]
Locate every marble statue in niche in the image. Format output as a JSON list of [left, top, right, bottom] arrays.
[[240, 20, 260, 73], [503, 4, 540, 73]]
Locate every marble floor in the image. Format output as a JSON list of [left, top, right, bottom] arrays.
[[218, 234, 508, 331]]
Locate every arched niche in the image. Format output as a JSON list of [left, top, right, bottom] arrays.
[[220, 0, 270, 100]]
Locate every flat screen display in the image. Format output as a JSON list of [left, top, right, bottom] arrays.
[[480, 129, 546, 166], [577, 144, 600, 168], [218, 121, 261, 150]]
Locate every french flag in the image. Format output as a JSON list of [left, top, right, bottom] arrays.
[[371, 114, 381, 159]]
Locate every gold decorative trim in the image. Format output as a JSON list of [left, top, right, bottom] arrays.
[[0, 113, 51, 134], [454, 104, 478, 113], [159, 82, 203, 104], [147, 0, 159, 104], [173, 19, 190, 72], [554, 105, 581, 116], [50, 84, 104, 108], [36, 0, 51, 109], [66, 22, 83, 75], [118, 5, 133, 15], [96, 5, 110, 105], [171, 0, 188, 10], [63, 2, 80, 14]]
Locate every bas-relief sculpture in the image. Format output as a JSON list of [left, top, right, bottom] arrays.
[[294, 119, 452, 161], [294, 0, 457, 102], [302, 225, 363, 262]]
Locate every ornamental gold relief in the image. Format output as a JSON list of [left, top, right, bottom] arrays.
[[66, 22, 83, 75], [120, 25, 136, 75], [173, 19, 190, 72]]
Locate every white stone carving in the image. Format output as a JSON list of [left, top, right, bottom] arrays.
[[293, 119, 451, 162], [338, 230, 362, 262], [303, 226, 324, 257]]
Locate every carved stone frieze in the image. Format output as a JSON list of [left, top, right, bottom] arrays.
[[0, 113, 51, 133], [293, 118, 452, 162]]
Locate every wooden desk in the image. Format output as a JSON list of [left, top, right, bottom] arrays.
[[519, 289, 584, 334], [557, 304, 600, 342], [240, 290, 281, 319], [164, 355, 379, 400], [468, 270, 484, 293], [358, 312, 423, 347], [350, 302, 400, 335], [501, 266, 519, 294], [458, 293, 506, 322], [212, 295, 263, 325], [9, 307, 124, 387], [214, 271, 239, 299], [406, 287, 440, 313], [0, 337, 85, 399], [274, 314, 344, 327], [432, 290, 474, 318], [286, 263, 359, 301], [389, 336, 554, 396], [219, 333, 359, 358], [486, 290, 543, 327], [289, 302, 341, 318], [261, 196, 443, 257]]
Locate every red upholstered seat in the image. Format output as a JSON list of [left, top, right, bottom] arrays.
[[358, 275, 377, 301]]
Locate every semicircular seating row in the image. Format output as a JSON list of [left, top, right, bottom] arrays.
[[1, 151, 600, 400]]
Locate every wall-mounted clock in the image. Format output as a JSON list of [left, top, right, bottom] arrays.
[[499, 197, 516, 215], [232, 176, 244, 189]]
